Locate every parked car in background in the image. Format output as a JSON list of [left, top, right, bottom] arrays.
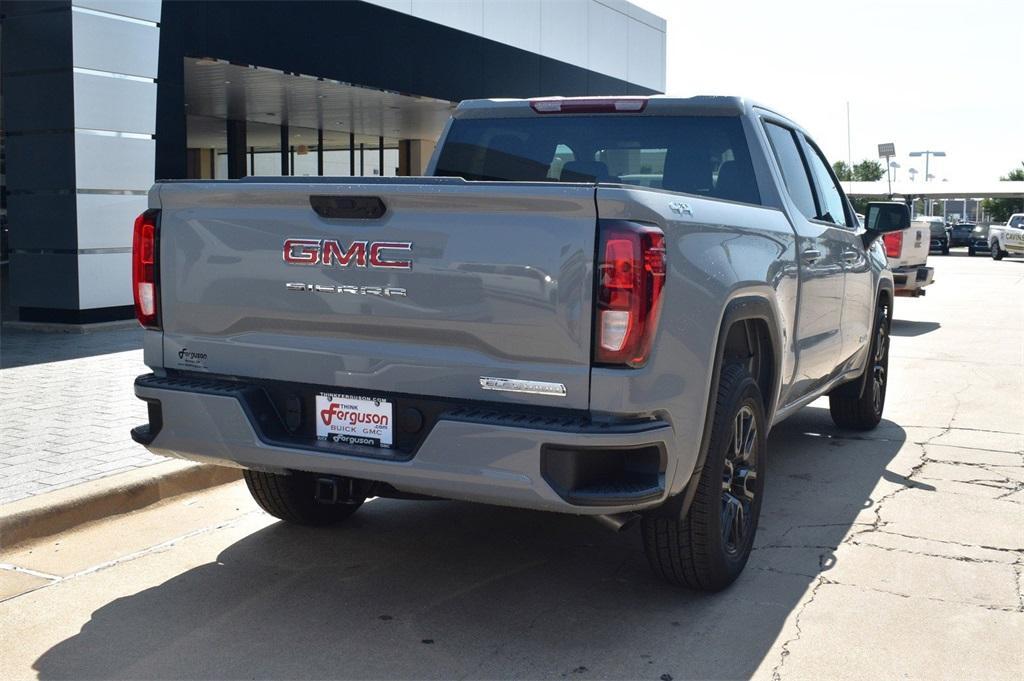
[[886, 218, 934, 296], [920, 216, 949, 254], [947, 222, 975, 248], [968, 225, 991, 256], [989, 213, 1024, 260]]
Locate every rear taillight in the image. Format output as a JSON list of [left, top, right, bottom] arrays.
[[883, 231, 903, 258], [132, 209, 160, 329], [594, 221, 666, 368]]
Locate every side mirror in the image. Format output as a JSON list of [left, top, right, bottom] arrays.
[[863, 201, 911, 247]]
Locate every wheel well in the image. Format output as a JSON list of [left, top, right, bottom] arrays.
[[877, 288, 893, 320], [721, 318, 774, 415]]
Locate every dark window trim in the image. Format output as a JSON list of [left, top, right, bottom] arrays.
[[761, 118, 820, 221], [796, 132, 855, 231]]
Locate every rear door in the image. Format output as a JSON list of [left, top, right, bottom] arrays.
[[797, 134, 873, 369], [156, 180, 597, 410], [762, 121, 846, 396]]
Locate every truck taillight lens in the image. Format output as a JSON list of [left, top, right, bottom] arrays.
[[594, 221, 666, 368], [132, 209, 160, 329], [883, 231, 903, 258]]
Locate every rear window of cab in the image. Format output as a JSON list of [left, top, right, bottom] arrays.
[[434, 115, 761, 206]]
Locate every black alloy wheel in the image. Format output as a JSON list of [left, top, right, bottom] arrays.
[[828, 300, 890, 430], [721, 404, 758, 556]]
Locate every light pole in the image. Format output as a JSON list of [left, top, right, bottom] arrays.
[[910, 150, 945, 215], [909, 150, 946, 182]]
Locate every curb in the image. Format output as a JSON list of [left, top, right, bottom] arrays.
[[0, 461, 243, 549]]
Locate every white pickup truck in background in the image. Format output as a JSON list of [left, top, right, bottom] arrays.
[[885, 217, 934, 297], [989, 213, 1024, 260]]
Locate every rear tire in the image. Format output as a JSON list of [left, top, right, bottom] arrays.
[[641, 364, 766, 591], [941, 245, 949, 255], [991, 243, 1004, 260], [829, 299, 890, 430], [243, 469, 365, 526]]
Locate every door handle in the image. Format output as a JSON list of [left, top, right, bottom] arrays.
[[801, 248, 822, 264], [843, 250, 860, 264]]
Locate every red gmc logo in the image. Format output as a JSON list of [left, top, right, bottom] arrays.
[[283, 238, 412, 269]]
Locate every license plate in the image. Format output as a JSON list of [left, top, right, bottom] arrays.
[[316, 392, 393, 448]]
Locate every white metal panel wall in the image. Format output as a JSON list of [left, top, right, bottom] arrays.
[[74, 134, 155, 191], [73, 0, 162, 23], [483, 0, 542, 55], [76, 194, 148, 250], [539, 0, 589, 67], [73, 73, 157, 134], [587, 1, 629, 82], [627, 19, 665, 96], [71, 11, 159, 78], [70, 2, 160, 309], [362, 0, 666, 91], [78, 253, 133, 309], [410, 0, 484, 37]]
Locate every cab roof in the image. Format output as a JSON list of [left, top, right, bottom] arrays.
[[453, 95, 804, 132]]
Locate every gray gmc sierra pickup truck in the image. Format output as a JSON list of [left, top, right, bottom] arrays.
[[131, 96, 909, 590]]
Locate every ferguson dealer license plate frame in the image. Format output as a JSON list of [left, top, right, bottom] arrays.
[[315, 392, 394, 448]]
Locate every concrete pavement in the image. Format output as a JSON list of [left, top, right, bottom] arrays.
[[1, 253, 1022, 680]]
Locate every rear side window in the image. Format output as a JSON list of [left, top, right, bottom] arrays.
[[434, 115, 761, 205], [1011, 216, 1024, 228], [763, 122, 817, 220]]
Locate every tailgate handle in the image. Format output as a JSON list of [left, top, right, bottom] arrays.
[[310, 195, 386, 219]]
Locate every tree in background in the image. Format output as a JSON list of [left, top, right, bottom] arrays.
[[853, 160, 886, 182], [831, 159, 886, 182], [832, 161, 853, 181], [981, 164, 1024, 223]]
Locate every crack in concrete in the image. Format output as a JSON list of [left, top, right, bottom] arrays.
[[845, 539, 1018, 565], [918, 442, 1024, 455], [0, 512, 258, 604], [874, 529, 1024, 554], [820, 577, 1020, 613], [897, 424, 1024, 437], [770, 575, 826, 681], [1014, 557, 1024, 613], [847, 386, 971, 546], [768, 381, 1024, 677], [756, 567, 1021, 614]]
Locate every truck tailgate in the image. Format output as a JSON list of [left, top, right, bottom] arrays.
[[155, 179, 596, 410], [894, 222, 929, 267]]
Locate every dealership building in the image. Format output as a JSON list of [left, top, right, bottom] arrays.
[[0, 0, 666, 324]]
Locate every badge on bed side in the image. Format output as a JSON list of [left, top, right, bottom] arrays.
[[479, 377, 567, 397]]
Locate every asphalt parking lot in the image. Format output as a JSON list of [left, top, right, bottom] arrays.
[[1, 252, 1022, 680]]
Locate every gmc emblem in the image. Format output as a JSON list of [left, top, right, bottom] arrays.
[[283, 238, 412, 269]]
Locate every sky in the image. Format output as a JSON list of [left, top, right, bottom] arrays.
[[630, 0, 1023, 183]]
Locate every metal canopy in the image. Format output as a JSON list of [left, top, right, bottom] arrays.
[[183, 58, 455, 144], [844, 181, 1024, 199]]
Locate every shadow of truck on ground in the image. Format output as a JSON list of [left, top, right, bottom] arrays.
[[34, 407, 910, 680]]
